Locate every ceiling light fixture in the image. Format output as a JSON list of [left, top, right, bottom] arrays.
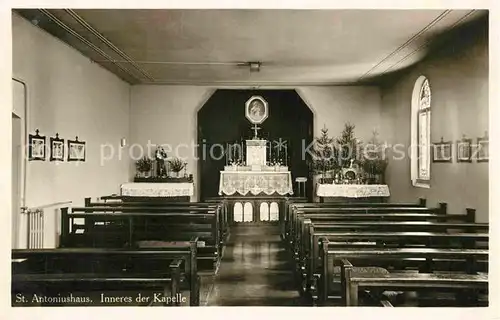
[[249, 62, 261, 72]]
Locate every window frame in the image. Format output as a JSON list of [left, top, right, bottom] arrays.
[[411, 76, 431, 188]]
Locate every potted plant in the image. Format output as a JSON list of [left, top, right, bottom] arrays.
[[168, 158, 186, 178], [136, 157, 153, 178]]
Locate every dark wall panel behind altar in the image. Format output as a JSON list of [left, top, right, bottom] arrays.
[[197, 89, 314, 200]]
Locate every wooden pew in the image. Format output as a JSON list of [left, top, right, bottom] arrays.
[[344, 262, 487, 307], [287, 204, 452, 243], [290, 210, 475, 255], [290, 209, 484, 292], [12, 241, 200, 306], [298, 221, 488, 267], [84, 197, 229, 246], [60, 207, 221, 272], [300, 228, 487, 295], [318, 241, 488, 306], [284, 198, 427, 239], [281, 197, 309, 238]]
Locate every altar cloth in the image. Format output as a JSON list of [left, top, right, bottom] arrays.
[[219, 171, 293, 196], [316, 184, 390, 198], [120, 182, 194, 197]]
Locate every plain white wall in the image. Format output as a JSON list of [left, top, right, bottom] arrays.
[[12, 13, 131, 246], [380, 21, 489, 222]]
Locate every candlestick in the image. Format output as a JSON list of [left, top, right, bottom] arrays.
[[225, 143, 228, 166], [285, 146, 288, 166], [269, 140, 272, 163], [240, 140, 244, 163]]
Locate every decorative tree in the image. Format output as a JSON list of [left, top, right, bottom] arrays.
[[336, 122, 360, 168], [360, 129, 388, 184], [309, 125, 339, 183]]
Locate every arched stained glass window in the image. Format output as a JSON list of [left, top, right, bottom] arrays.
[[418, 79, 431, 180], [411, 76, 431, 187]]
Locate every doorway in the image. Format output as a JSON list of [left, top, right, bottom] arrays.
[[12, 113, 22, 249], [12, 78, 26, 249]]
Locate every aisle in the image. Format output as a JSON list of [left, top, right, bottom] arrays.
[[205, 224, 304, 306]]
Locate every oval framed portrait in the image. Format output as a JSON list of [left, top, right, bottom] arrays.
[[245, 96, 269, 124]]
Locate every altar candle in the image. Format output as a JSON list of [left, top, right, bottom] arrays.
[[285, 147, 288, 166], [225, 143, 228, 166], [269, 141, 272, 163], [241, 140, 244, 163]]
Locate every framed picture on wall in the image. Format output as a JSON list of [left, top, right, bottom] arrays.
[[457, 135, 472, 163], [28, 129, 46, 161], [432, 138, 452, 163], [476, 131, 489, 162], [245, 96, 269, 124], [68, 136, 86, 162], [50, 133, 64, 162]]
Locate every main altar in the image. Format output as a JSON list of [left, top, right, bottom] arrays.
[[218, 139, 293, 196], [217, 96, 294, 224]]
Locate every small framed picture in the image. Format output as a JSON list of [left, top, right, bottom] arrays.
[[50, 133, 64, 162], [476, 132, 489, 162], [432, 138, 452, 163], [457, 136, 472, 163], [28, 129, 46, 161], [68, 137, 86, 162]]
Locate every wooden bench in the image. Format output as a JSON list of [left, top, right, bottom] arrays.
[[290, 210, 476, 255], [297, 220, 488, 269], [284, 198, 427, 238], [12, 244, 200, 306], [85, 197, 229, 241], [344, 264, 488, 307], [317, 243, 488, 306], [300, 228, 487, 295], [289, 209, 484, 291], [60, 207, 221, 272], [287, 204, 453, 243]]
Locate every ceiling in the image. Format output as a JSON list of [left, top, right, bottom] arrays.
[[14, 9, 487, 86]]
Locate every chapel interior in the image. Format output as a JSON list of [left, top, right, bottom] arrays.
[[10, 8, 490, 307]]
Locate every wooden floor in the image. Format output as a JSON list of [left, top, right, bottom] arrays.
[[203, 224, 306, 306]]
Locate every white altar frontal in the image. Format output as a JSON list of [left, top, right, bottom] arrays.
[[219, 138, 293, 196], [121, 182, 194, 198], [219, 171, 293, 196], [316, 184, 390, 201]]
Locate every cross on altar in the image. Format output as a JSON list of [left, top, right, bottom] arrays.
[[252, 124, 261, 139]]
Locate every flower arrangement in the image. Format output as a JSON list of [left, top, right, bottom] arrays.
[[268, 160, 282, 167], [168, 158, 186, 173], [136, 157, 153, 176], [230, 159, 243, 166]]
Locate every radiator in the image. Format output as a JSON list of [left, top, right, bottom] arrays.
[[26, 208, 44, 249]]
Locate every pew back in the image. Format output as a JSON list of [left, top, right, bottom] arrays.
[[12, 243, 200, 306]]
